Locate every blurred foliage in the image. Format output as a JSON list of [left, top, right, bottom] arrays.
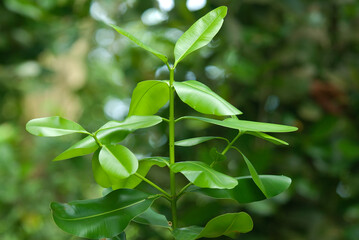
[[1, 0, 359, 239]]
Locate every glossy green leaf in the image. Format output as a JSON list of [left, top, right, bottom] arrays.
[[128, 80, 169, 116], [180, 116, 298, 132], [51, 189, 158, 239], [133, 207, 170, 228], [97, 115, 162, 133], [110, 24, 168, 64], [171, 161, 237, 189], [174, 6, 227, 67], [175, 136, 228, 147], [54, 136, 99, 161], [99, 145, 138, 180], [191, 175, 292, 204], [92, 149, 112, 188], [246, 131, 288, 145], [54, 129, 130, 161], [112, 157, 168, 190], [173, 81, 241, 116], [173, 212, 253, 240], [26, 116, 88, 137]]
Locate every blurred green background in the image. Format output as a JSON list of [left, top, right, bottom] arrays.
[[1, 0, 359, 239]]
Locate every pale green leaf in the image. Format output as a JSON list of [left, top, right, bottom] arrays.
[[26, 116, 88, 137], [173, 81, 241, 116], [174, 6, 227, 67], [110, 24, 168, 64], [171, 161, 237, 189], [99, 145, 138, 179], [179, 116, 298, 132], [128, 80, 169, 116], [175, 136, 228, 147]]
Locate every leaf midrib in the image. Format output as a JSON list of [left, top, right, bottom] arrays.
[[54, 199, 147, 221], [103, 145, 134, 174], [175, 10, 224, 64], [180, 82, 236, 114], [130, 81, 166, 116]]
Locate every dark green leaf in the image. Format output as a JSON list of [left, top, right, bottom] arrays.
[[191, 175, 292, 204], [110, 232, 126, 240], [128, 80, 169, 116], [173, 212, 253, 240], [173, 81, 241, 116], [51, 189, 158, 239], [133, 207, 170, 228], [99, 145, 138, 180], [112, 157, 168, 190], [180, 116, 298, 132], [236, 149, 268, 197], [246, 132, 288, 145], [174, 6, 227, 67], [171, 161, 237, 189], [110, 24, 168, 64], [26, 116, 88, 137], [175, 136, 228, 147]]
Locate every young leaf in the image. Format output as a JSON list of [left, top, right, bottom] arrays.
[[54, 129, 130, 161], [54, 136, 99, 161], [191, 175, 292, 204], [246, 131, 289, 145], [99, 145, 138, 180], [112, 157, 168, 190], [51, 189, 159, 239], [110, 24, 168, 64], [171, 161, 237, 189], [173, 81, 241, 116], [133, 207, 170, 228], [26, 116, 89, 137], [128, 80, 169, 116], [173, 212, 253, 240], [92, 149, 112, 188], [179, 116, 298, 132], [175, 136, 228, 147], [97, 115, 162, 133], [174, 6, 227, 67]]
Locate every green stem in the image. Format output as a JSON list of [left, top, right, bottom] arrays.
[[177, 182, 193, 199], [168, 66, 178, 228], [91, 133, 103, 147], [210, 131, 243, 167], [134, 173, 171, 200]]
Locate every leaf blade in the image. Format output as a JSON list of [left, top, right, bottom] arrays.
[[110, 24, 168, 64], [171, 161, 237, 189], [133, 207, 170, 228], [192, 175, 292, 204], [173, 81, 241, 116], [175, 136, 228, 147], [180, 116, 298, 133], [99, 145, 138, 180], [174, 6, 227, 66], [51, 189, 157, 239], [26, 116, 88, 137], [128, 80, 169, 116]]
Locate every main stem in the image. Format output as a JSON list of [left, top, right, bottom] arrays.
[[169, 66, 177, 228]]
